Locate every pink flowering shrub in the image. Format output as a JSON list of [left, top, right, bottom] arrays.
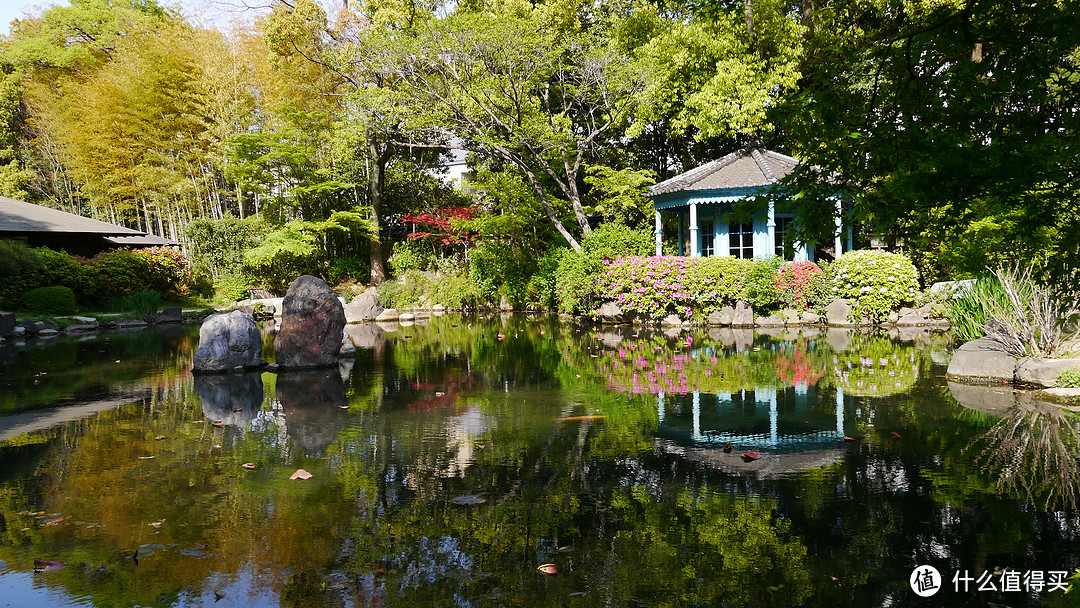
[[593, 256, 754, 320], [774, 261, 823, 310]]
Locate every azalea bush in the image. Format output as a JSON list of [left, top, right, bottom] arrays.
[[775, 261, 823, 310], [554, 224, 655, 314], [828, 250, 919, 322], [592, 255, 755, 320]]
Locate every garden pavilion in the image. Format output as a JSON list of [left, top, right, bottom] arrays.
[[648, 147, 853, 261]]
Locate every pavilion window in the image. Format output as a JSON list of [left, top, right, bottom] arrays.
[[700, 219, 714, 256], [729, 222, 753, 259], [774, 216, 794, 259]]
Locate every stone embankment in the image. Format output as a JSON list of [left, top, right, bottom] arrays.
[[947, 336, 1080, 389]]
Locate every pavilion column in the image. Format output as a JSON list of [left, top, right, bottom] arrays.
[[689, 203, 699, 257], [654, 209, 663, 256], [834, 198, 843, 257], [836, 388, 845, 436], [766, 199, 776, 258], [719, 217, 730, 257], [678, 210, 685, 256]]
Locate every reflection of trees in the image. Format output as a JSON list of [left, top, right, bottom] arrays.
[[970, 405, 1080, 510]]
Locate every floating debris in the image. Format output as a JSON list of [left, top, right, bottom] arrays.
[[33, 559, 66, 573], [537, 563, 557, 576], [289, 469, 313, 481]]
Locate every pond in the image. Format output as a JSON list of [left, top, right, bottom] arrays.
[[1, 316, 1079, 607]]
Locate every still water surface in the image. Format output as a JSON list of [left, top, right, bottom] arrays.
[[1, 316, 1079, 607]]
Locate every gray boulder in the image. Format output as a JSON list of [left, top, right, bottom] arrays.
[[735, 300, 751, 311], [707, 307, 733, 326], [193, 310, 264, 372], [0, 311, 13, 336], [344, 293, 383, 323], [157, 306, 182, 323], [731, 307, 754, 327], [661, 314, 683, 327], [274, 275, 347, 370], [1015, 357, 1080, 388], [825, 299, 853, 326], [946, 337, 1017, 383], [598, 302, 626, 324], [801, 311, 821, 325], [375, 308, 400, 322], [28, 320, 59, 334], [757, 314, 785, 327], [896, 312, 928, 327], [779, 309, 801, 325]]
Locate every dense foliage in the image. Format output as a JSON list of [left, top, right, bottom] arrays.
[[0, 240, 191, 310], [826, 250, 919, 322], [0, 0, 1074, 304]]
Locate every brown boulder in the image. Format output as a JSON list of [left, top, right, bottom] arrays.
[[274, 275, 347, 369]]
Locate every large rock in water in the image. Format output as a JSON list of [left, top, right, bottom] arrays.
[[192, 310, 264, 372], [344, 293, 383, 323], [274, 275, 346, 369], [946, 337, 1017, 383]]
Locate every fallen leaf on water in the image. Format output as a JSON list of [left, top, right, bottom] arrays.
[[115, 360, 121, 364], [43, 517, 64, 527], [435, 391, 445, 397], [554, 415, 606, 422], [537, 563, 557, 576], [212, 421, 225, 428], [338, 405, 350, 409], [722, 442, 733, 454], [148, 520, 164, 527], [289, 469, 313, 480], [33, 559, 66, 573], [213, 444, 222, 449], [192, 420, 204, 424], [475, 443, 486, 449], [742, 451, 762, 461], [155, 435, 166, 441], [568, 591, 586, 597], [451, 495, 486, 505], [843, 436, 856, 443], [891, 431, 902, 440], [137, 456, 155, 460], [233, 408, 243, 412], [497, 333, 506, 341], [242, 463, 256, 470]]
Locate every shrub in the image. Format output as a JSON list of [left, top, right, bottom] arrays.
[[134, 247, 191, 296], [742, 255, 782, 311], [429, 273, 479, 309], [468, 240, 536, 308], [553, 224, 655, 314], [977, 263, 1079, 358], [329, 255, 369, 285], [592, 255, 756, 320], [0, 241, 44, 308], [213, 273, 252, 303], [775, 261, 823, 310], [805, 259, 833, 310], [22, 286, 77, 315], [829, 250, 919, 322], [389, 240, 434, 276], [93, 250, 152, 299], [1058, 367, 1080, 388]]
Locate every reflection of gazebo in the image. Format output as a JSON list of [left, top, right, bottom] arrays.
[[654, 385, 855, 477]]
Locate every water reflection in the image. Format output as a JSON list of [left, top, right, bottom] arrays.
[[277, 369, 348, 456], [4, 318, 1080, 607], [194, 372, 263, 427]]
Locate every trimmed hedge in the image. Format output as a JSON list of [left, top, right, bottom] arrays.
[[0, 239, 191, 310], [827, 250, 919, 322], [22, 286, 77, 315]]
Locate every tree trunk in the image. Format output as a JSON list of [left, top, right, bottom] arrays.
[[368, 141, 390, 284]]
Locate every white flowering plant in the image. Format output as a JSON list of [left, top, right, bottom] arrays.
[[829, 250, 919, 321]]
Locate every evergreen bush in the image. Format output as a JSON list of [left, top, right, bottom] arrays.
[[22, 286, 77, 315], [1058, 367, 1080, 389]]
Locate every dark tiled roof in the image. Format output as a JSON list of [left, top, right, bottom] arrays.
[[648, 148, 801, 197], [0, 196, 144, 235]]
